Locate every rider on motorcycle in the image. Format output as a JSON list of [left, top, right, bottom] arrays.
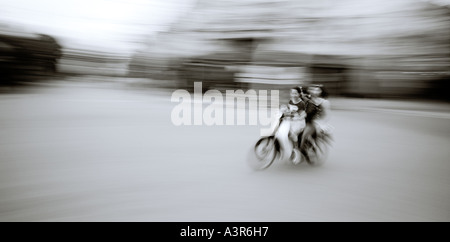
[[280, 87, 307, 161], [251, 84, 331, 169]]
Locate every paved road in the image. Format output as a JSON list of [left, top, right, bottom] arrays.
[[0, 83, 449, 221]]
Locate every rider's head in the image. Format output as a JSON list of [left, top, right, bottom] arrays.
[[290, 86, 302, 100], [308, 84, 328, 98]]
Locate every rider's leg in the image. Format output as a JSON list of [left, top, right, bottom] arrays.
[[300, 124, 311, 147], [289, 132, 298, 149], [300, 123, 315, 161], [288, 131, 298, 161], [297, 128, 304, 148], [289, 120, 303, 150]]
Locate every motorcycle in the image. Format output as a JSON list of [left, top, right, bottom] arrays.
[[248, 106, 333, 170]]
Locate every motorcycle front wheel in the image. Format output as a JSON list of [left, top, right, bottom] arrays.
[[247, 136, 277, 170]]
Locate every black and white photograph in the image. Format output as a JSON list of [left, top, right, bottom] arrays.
[[0, 0, 449, 224]]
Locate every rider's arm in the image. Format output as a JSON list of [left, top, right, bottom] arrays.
[[281, 104, 292, 117]]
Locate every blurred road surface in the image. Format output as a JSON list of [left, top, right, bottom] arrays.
[[0, 80, 449, 221]]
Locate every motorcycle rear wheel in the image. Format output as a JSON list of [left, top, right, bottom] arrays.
[[304, 135, 330, 166]]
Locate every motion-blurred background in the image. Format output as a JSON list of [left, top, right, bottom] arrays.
[[0, 0, 449, 222], [1, 0, 449, 99]]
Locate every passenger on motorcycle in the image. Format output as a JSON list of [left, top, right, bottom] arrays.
[[300, 84, 332, 162]]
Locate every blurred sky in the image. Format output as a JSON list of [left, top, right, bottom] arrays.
[[0, 0, 196, 54]]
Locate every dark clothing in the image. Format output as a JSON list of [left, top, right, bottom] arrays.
[[305, 99, 323, 123], [288, 99, 305, 116]]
